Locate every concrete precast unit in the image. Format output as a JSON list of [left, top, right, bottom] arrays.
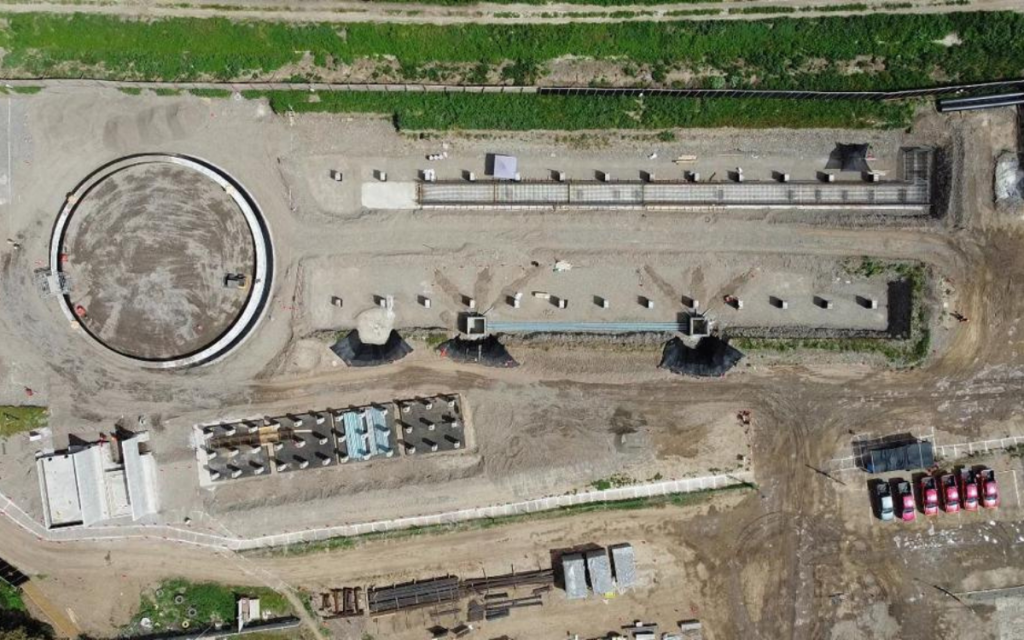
[[49, 153, 274, 369]]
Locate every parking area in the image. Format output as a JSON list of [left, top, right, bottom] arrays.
[[839, 461, 1022, 532]]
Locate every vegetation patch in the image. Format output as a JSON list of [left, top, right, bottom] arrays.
[[246, 90, 913, 130], [0, 406, 47, 438], [0, 13, 1021, 91], [246, 483, 754, 558], [189, 88, 233, 98], [0, 581, 26, 612], [126, 579, 292, 636], [803, 3, 869, 11]]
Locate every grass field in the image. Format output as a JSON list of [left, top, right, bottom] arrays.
[[248, 90, 914, 130], [0, 406, 47, 438], [0, 12, 1021, 91], [128, 579, 292, 635]]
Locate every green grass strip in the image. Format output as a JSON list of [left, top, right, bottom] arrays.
[[246, 483, 755, 558], [189, 88, 233, 98], [0, 12, 1021, 91], [248, 91, 913, 130]]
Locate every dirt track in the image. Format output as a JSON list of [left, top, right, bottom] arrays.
[[0, 0, 1019, 24], [0, 89, 1022, 639]]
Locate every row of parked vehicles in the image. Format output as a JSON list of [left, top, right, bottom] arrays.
[[875, 468, 1000, 521]]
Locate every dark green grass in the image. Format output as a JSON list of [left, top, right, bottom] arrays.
[[248, 90, 913, 129], [0, 12, 1021, 91]]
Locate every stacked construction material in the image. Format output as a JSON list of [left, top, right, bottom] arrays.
[[368, 576, 460, 614]]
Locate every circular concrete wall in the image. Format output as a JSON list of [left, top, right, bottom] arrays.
[[50, 154, 273, 369]]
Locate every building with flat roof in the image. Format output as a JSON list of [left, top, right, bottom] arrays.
[[36, 432, 159, 529]]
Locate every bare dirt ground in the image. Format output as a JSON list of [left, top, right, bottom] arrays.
[[0, 88, 1022, 640], [62, 161, 256, 360], [0, 0, 1017, 25]]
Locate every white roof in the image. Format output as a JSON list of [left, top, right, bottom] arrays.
[[123, 432, 159, 520], [73, 445, 110, 526], [493, 154, 518, 180], [38, 454, 82, 527], [37, 433, 158, 529]]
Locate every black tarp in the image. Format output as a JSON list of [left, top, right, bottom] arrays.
[[865, 442, 934, 473], [330, 330, 412, 367], [826, 143, 873, 173], [437, 336, 518, 368], [659, 337, 744, 377]]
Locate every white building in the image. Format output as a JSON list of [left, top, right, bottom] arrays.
[[37, 432, 159, 528]]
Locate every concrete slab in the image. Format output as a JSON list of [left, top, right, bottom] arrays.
[[361, 182, 417, 209]]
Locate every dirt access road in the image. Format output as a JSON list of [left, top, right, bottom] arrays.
[[0, 0, 1019, 24]]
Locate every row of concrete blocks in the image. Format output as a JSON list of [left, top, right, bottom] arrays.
[[399, 396, 459, 412], [405, 434, 463, 454], [202, 408, 393, 439], [423, 168, 877, 184], [207, 434, 466, 479], [738, 294, 880, 311]]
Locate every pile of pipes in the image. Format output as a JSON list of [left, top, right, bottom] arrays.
[[463, 568, 553, 593], [469, 591, 547, 622], [368, 577, 460, 614]]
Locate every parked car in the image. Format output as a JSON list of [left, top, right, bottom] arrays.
[[895, 480, 916, 521], [979, 468, 1000, 509], [876, 481, 895, 521], [959, 468, 979, 512], [940, 473, 960, 514], [921, 476, 940, 516]]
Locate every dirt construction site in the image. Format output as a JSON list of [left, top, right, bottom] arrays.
[[1, 85, 1024, 640]]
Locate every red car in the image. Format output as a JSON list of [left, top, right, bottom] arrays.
[[959, 469, 979, 512], [979, 469, 1000, 509], [940, 473, 960, 514], [896, 481, 916, 521], [921, 476, 939, 516]]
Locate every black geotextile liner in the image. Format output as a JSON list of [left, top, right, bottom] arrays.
[[826, 143, 872, 173], [865, 442, 935, 473], [659, 336, 744, 377], [437, 335, 518, 368], [331, 330, 413, 367]]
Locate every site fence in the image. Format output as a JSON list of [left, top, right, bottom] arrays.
[[5, 77, 1024, 102], [0, 471, 753, 552]]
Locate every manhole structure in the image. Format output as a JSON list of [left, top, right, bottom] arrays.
[[50, 154, 273, 369]]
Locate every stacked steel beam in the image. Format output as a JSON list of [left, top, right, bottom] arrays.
[[368, 576, 460, 614], [462, 568, 553, 593]]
